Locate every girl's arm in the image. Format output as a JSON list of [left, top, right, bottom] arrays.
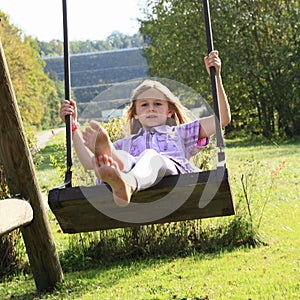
[[199, 51, 231, 139], [60, 99, 94, 170]]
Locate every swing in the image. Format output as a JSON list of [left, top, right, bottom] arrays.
[[48, 0, 234, 234]]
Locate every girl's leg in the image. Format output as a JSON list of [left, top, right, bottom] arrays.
[[94, 149, 178, 207], [84, 120, 140, 206], [83, 120, 126, 170], [95, 154, 137, 207], [131, 149, 178, 190], [95, 150, 136, 185], [115, 150, 136, 173]]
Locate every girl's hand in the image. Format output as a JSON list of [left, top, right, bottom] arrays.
[[204, 50, 222, 76], [60, 99, 77, 123]]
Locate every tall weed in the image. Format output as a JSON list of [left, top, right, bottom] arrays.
[[234, 157, 286, 241]]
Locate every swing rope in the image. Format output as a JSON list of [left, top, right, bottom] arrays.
[[62, 0, 72, 187], [202, 0, 226, 173], [203, 0, 225, 151]]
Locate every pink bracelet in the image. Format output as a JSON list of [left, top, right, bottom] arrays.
[[72, 122, 79, 132], [197, 137, 209, 147]]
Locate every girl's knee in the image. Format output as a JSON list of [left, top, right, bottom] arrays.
[[142, 149, 159, 157], [137, 149, 163, 166], [115, 150, 136, 173]]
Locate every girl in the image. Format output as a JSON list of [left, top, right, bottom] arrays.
[[60, 50, 231, 207]]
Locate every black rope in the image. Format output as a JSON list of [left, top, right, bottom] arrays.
[[62, 0, 72, 187], [202, 0, 225, 150]]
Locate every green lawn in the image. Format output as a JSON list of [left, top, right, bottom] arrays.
[[0, 136, 299, 299]]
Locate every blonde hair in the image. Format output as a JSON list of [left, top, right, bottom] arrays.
[[125, 79, 191, 133]]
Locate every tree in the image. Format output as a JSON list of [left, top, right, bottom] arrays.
[[39, 32, 146, 57], [216, 0, 300, 138], [38, 39, 64, 57], [0, 12, 60, 130], [140, 0, 300, 138]]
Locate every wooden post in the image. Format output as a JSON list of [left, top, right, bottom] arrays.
[[0, 41, 64, 291]]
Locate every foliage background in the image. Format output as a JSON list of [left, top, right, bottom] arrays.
[[0, 12, 62, 131], [139, 0, 300, 138], [1, 0, 299, 138]]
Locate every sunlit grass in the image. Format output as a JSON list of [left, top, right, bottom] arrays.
[[1, 134, 299, 299]]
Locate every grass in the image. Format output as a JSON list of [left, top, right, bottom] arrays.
[[33, 133, 66, 192], [0, 134, 299, 299]]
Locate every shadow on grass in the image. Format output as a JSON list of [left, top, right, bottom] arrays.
[[5, 210, 264, 299], [56, 215, 264, 275], [7, 246, 235, 300]]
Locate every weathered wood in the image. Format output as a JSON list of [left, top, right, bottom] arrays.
[[0, 199, 33, 236], [49, 169, 234, 233], [0, 41, 64, 291]]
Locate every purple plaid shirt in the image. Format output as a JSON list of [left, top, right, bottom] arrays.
[[113, 120, 209, 173]]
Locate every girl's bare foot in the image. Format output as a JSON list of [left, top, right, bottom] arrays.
[[83, 120, 124, 170], [96, 154, 136, 207]]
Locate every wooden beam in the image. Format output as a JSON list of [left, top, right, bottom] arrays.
[[0, 199, 33, 236], [0, 41, 64, 292]]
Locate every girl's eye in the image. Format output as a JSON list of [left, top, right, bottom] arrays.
[[139, 101, 163, 108]]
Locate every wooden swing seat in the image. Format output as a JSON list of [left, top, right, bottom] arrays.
[[48, 167, 234, 233]]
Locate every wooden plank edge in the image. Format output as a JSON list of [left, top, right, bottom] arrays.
[[0, 199, 33, 236]]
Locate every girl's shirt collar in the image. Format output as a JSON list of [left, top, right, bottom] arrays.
[[134, 124, 174, 135]]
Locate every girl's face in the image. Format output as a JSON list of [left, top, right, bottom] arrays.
[[134, 99, 173, 130]]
